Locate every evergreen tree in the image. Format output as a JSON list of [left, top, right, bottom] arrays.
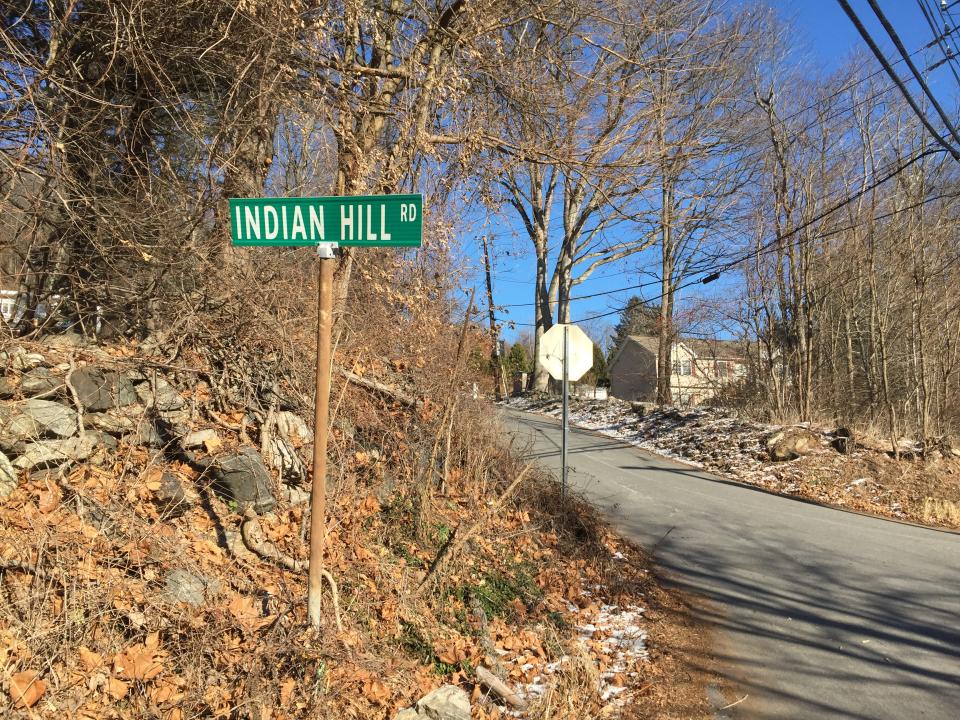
[[580, 343, 610, 387], [610, 296, 661, 356], [505, 342, 531, 374]]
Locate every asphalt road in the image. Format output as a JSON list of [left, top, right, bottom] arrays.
[[501, 409, 960, 720]]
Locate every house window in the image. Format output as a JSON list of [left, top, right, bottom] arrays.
[[672, 359, 692, 376], [715, 360, 728, 378]]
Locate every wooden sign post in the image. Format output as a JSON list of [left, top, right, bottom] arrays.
[[229, 194, 423, 628]]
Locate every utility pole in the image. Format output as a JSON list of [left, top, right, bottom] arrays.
[[561, 324, 569, 499], [482, 235, 507, 400]]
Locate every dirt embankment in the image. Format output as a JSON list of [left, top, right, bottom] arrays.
[[0, 338, 720, 719]]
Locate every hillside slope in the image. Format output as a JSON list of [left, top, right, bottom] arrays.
[[0, 337, 718, 719]]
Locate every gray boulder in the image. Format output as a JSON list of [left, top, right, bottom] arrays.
[[395, 686, 470, 720], [211, 447, 276, 513], [20, 367, 64, 396], [7, 399, 79, 439], [95, 432, 119, 452], [766, 428, 821, 461], [11, 351, 45, 371], [70, 367, 138, 411], [87, 404, 148, 435], [152, 469, 194, 518], [122, 421, 164, 448], [0, 450, 18, 499], [181, 428, 219, 449], [165, 568, 221, 607], [135, 377, 188, 423], [13, 431, 101, 470], [45, 332, 87, 349]]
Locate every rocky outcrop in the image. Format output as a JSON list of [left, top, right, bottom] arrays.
[[15, 398, 79, 438], [135, 377, 189, 423], [0, 451, 17, 499], [165, 568, 221, 607], [0, 343, 312, 515], [395, 686, 470, 720], [13, 432, 103, 470], [151, 470, 194, 518], [20, 367, 63, 396], [87, 405, 149, 435]]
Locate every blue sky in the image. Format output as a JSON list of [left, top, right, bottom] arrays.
[[468, 1, 960, 346]]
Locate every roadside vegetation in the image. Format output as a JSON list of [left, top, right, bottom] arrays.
[[0, 332, 724, 718]]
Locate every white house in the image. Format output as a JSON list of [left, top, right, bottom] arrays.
[[608, 335, 748, 406]]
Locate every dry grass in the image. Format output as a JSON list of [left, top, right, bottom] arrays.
[[922, 497, 960, 526]]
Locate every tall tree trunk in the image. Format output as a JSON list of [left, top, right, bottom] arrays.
[[531, 234, 552, 392], [656, 179, 674, 406]]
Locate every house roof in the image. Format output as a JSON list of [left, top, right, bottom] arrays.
[[618, 334, 749, 361], [682, 338, 750, 360], [625, 334, 660, 355]]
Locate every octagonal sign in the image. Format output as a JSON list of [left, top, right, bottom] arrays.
[[538, 323, 594, 381]]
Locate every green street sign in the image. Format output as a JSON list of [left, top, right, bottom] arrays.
[[229, 194, 422, 247]]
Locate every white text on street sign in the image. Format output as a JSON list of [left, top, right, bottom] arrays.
[[229, 194, 423, 247]]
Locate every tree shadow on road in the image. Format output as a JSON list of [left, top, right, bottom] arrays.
[[503, 409, 960, 719]]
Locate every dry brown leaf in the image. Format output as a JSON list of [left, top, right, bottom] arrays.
[[78, 646, 103, 671], [10, 670, 46, 708], [364, 679, 391, 705], [203, 435, 223, 453], [107, 676, 130, 700], [150, 679, 184, 705], [227, 595, 275, 631], [114, 643, 165, 680], [279, 677, 296, 706], [36, 486, 61, 513], [144, 467, 165, 491]]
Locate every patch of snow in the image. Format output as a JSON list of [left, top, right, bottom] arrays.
[[510, 592, 649, 715]]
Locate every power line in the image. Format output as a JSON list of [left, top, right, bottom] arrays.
[[916, 0, 960, 83], [496, 145, 946, 312], [866, 0, 960, 148], [837, 0, 960, 159], [569, 184, 959, 326], [491, 11, 956, 326], [497, 149, 953, 328], [486, 23, 937, 253], [488, 22, 948, 295]]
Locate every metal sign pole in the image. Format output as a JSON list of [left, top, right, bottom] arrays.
[[561, 324, 569, 500], [308, 243, 336, 628]]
